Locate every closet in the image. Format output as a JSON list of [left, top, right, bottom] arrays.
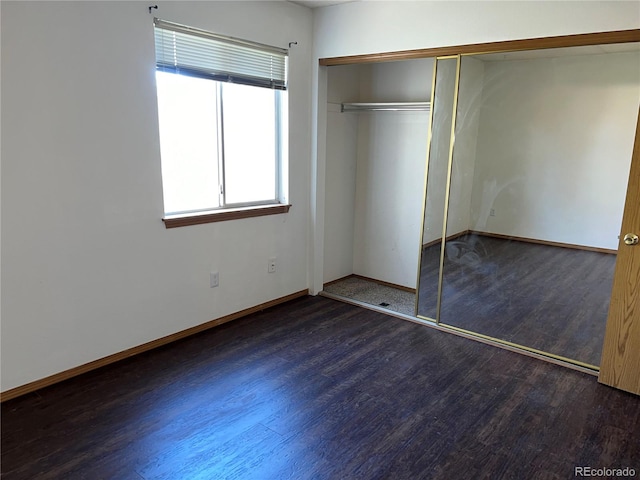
[[323, 59, 433, 315], [320, 31, 640, 395]]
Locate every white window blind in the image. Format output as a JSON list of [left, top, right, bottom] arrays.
[[153, 18, 288, 90]]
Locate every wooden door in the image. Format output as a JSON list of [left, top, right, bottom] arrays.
[[600, 108, 640, 395]]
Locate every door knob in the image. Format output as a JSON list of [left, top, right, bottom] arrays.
[[623, 233, 639, 246]]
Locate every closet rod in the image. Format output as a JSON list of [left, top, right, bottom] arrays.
[[341, 102, 430, 113]]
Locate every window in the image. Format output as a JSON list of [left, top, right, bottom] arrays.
[[153, 19, 289, 226]]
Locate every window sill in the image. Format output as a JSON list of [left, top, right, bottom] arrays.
[[163, 204, 291, 229]]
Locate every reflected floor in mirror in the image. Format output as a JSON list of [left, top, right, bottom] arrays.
[[323, 276, 415, 316], [418, 234, 615, 366]]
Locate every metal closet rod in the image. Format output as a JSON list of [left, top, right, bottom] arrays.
[[341, 102, 431, 113]]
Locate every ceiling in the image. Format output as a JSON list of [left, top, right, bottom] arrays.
[[289, 0, 357, 9]]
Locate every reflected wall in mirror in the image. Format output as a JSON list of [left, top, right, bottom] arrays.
[[419, 43, 640, 367]]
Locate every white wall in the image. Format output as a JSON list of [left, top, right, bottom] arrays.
[[470, 51, 640, 249], [311, 0, 640, 294], [324, 65, 362, 283], [324, 104, 358, 283], [361, 59, 435, 103], [352, 111, 428, 288], [1, 1, 313, 392]]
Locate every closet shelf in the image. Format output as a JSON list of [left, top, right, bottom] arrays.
[[341, 102, 430, 113]]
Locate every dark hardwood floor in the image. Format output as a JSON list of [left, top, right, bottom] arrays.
[[418, 234, 616, 366], [2, 296, 639, 479]]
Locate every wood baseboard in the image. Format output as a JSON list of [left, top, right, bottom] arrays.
[[352, 274, 416, 294], [423, 230, 616, 255], [324, 274, 416, 294], [322, 274, 354, 288], [0, 289, 309, 403], [422, 230, 470, 249], [470, 231, 617, 255]]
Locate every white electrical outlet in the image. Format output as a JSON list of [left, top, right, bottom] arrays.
[[490, 209, 496, 217], [210, 271, 219, 288], [268, 257, 277, 273]]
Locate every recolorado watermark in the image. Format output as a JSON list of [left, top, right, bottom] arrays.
[[575, 466, 636, 477]]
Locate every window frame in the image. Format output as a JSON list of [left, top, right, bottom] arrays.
[[162, 203, 291, 228], [216, 81, 284, 210], [153, 19, 291, 228]]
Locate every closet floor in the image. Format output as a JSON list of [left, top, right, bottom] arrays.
[[323, 276, 415, 317]]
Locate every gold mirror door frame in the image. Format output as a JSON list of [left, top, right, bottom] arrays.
[[600, 108, 640, 395], [415, 55, 461, 321]]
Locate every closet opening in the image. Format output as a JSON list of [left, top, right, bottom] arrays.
[[321, 59, 433, 317]]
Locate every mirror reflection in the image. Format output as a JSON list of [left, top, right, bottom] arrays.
[[418, 43, 640, 366]]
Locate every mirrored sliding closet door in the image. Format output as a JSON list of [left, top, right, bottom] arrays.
[[416, 56, 458, 319], [417, 44, 640, 368]]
